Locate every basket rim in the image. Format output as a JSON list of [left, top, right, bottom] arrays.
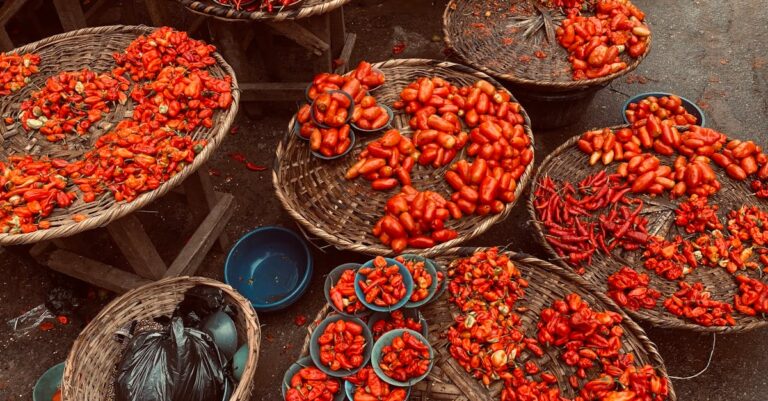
[[0, 24, 240, 246], [442, 0, 652, 90], [300, 247, 677, 401], [526, 127, 768, 333], [174, 0, 352, 22], [62, 276, 261, 400], [272, 58, 536, 258]]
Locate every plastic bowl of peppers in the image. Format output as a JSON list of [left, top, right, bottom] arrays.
[[344, 366, 410, 401], [371, 328, 434, 387], [324, 263, 370, 318], [282, 356, 345, 401], [396, 254, 439, 308], [622, 92, 705, 127], [354, 256, 414, 313], [309, 314, 373, 377]]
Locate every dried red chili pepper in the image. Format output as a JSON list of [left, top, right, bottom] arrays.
[[663, 281, 735, 326], [607, 267, 661, 310], [0, 52, 40, 95]]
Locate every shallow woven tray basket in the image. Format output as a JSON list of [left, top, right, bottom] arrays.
[[62, 276, 261, 400], [0, 25, 239, 246], [299, 247, 676, 401], [175, 0, 351, 21], [443, 0, 651, 90], [527, 127, 768, 333], [273, 58, 535, 257]]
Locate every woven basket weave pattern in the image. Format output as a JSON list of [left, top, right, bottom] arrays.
[[0, 25, 239, 246], [62, 276, 261, 401], [527, 130, 768, 333], [273, 59, 535, 257], [300, 248, 676, 401], [443, 0, 651, 89], [176, 0, 351, 22]]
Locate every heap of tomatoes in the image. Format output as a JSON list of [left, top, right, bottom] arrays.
[[0, 27, 233, 235], [556, 0, 650, 80], [0, 52, 40, 95]]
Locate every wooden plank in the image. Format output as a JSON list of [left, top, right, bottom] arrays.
[[83, 0, 109, 20], [165, 193, 234, 278], [239, 82, 307, 102], [329, 7, 345, 61], [334, 33, 356, 75], [47, 249, 151, 293], [189, 15, 207, 34], [183, 169, 229, 250], [265, 20, 329, 56], [53, 0, 88, 31], [209, 19, 259, 83], [0, 27, 12, 52], [106, 214, 167, 280], [0, 0, 30, 25], [144, 0, 166, 27], [303, 13, 333, 72]]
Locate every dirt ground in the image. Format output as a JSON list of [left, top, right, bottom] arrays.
[[1, 0, 768, 400]]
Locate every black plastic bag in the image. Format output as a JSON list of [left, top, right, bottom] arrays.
[[115, 318, 226, 401], [174, 286, 237, 328]]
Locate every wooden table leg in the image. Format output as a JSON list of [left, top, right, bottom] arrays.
[[301, 13, 333, 73], [0, 27, 13, 51], [329, 7, 345, 64], [183, 168, 230, 250], [144, 0, 166, 27], [47, 249, 152, 293], [53, 0, 88, 31], [106, 214, 168, 280]]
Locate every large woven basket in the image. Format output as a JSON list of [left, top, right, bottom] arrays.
[[273, 58, 535, 257], [527, 128, 768, 333], [174, 0, 351, 22], [0, 25, 239, 246], [443, 0, 651, 90], [299, 248, 676, 400], [62, 276, 261, 401]]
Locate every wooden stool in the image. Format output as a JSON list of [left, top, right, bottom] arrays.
[[30, 168, 234, 293]]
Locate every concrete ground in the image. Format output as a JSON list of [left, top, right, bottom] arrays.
[[1, 0, 767, 400]]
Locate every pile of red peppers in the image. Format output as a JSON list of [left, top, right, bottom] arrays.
[[285, 366, 341, 401], [0, 52, 40, 95], [0, 27, 234, 234]]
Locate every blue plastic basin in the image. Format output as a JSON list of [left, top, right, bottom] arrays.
[[225, 226, 313, 312], [622, 92, 705, 127]]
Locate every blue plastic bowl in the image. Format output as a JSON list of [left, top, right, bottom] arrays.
[[33, 362, 64, 401], [324, 263, 370, 318], [344, 378, 411, 400], [398, 254, 439, 308], [282, 357, 345, 401], [224, 226, 313, 312], [371, 329, 434, 387], [367, 309, 429, 340], [622, 92, 705, 127], [355, 258, 413, 313], [309, 314, 373, 378], [352, 104, 394, 134]]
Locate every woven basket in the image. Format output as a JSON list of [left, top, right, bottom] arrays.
[[0, 25, 239, 246], [527, 128, 768, 333], [442, 0, 651, 90], [273, 58, 535, 257], [174, 0, 351, 22], [62, 276, 261, 401], [299, 248, 676, 401]]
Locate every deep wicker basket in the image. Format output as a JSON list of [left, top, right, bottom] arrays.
[[527, 128, 768, 333], [0, 25, 239, 246], [174, 0, 351, 21], [62, 276, 261, 401], [442, 0, 651, 90], [299, 248, 676, 401], [273, 58, 535, 257]]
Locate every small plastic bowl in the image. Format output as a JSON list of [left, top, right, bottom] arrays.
[[283, 357, 345, 401], [428, 262, 448, 305], [398, 254, 439, 308], [309, 315, 373, 377], [622, 92, 705, 127], [371, 329, 434, 387], [362, 67, 386, 93], [351, 104, 394, 134], [292, 118, 309, 141], [344, 379, 411, 401], [310, 129, 356, 161], [324, 263, 370, 318], [33, 362, 64, 401], [311, 90, 354, 129], [224, 226, 313, 312], [367, 309, 429, 340], [354, 258, 413, 313]]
